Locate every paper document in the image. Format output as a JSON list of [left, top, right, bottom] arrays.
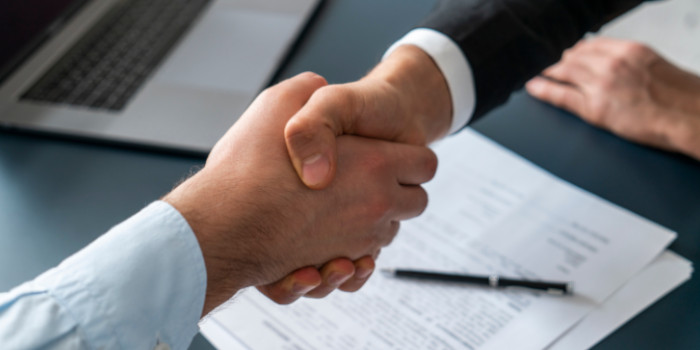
[[201, 129, 684, 349], [549, 250, 692, 350]]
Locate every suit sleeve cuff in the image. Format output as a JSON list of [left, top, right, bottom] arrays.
[[383, 28, 476, 134]]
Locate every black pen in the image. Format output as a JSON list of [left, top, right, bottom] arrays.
[[381, 268, 574, 295]]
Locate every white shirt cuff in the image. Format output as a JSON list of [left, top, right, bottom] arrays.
[[384, 28, 476, 134]]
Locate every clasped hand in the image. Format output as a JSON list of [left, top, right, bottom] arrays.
[[164, 72, 439, 314], [258, 45, 454, 305]]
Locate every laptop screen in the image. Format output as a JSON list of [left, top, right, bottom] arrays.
[[0, 0, 88, 83]]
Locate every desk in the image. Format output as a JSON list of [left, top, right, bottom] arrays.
[[1, 1, 698, 349]]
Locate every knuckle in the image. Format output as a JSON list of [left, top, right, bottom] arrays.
[[284, 116, 335, 150], [572, 39, 588, 51], [298, 71, 323, 82], [561, 49, 576, 62], [284, 116, 315, 141], [314, 84, 364, 127], [623, 41, 651, 58], [314, 85, 351, 105], [303, 84, 356, 126], [257, 85, 276, 101], [604, 56, 627, 74]]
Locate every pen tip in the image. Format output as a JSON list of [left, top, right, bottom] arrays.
[[566, 282, 575, 295], [380, 268, 395, 276]]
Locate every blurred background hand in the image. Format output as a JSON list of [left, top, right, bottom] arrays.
[[526, 37, 700, 160]]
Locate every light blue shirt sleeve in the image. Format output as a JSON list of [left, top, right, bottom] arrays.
[[0, 201, 207, 350]]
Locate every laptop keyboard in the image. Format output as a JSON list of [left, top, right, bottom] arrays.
[[21, 0, 211, 111]]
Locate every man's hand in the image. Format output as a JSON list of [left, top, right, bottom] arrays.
[[264, 45, 453, 302], [163, 72, 438, 315], [284, 45, 453, 190], [526, 37, 700, 160]]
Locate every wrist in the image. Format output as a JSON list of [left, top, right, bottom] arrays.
[[367, 44, 452, 143], [162, 172, 250, 315], [652, 58, 700, 115]]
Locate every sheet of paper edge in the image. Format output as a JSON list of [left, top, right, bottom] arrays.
[[547, 250, 693, 350], [200, 315, 249, 350]]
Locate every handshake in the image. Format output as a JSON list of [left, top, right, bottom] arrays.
[[163, 45, 454, 315]]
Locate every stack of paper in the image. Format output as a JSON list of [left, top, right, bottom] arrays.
[[200, 130, 692, 350]]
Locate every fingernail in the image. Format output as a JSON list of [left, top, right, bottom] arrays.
[[355, 267, 374, 280], [292, 282, 316, 295], [302, 154, 329, 187], [328, 271, 350, 285]]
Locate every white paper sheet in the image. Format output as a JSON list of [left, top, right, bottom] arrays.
[[200, 129, 680, 350], [549, 251, 693, 350]]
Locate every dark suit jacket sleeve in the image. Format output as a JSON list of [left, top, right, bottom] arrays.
[[418, 0, 647, 122]]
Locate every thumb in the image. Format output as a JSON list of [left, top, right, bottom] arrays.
[[285, 81, 419, 190], [284, 110, 339, 190], [285, 85, 363, 189]]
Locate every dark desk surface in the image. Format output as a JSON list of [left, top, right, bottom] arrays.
[[1, 0, 698, 349]]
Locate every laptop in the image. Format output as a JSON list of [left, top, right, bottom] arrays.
[[0, 0, 320, 154]]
